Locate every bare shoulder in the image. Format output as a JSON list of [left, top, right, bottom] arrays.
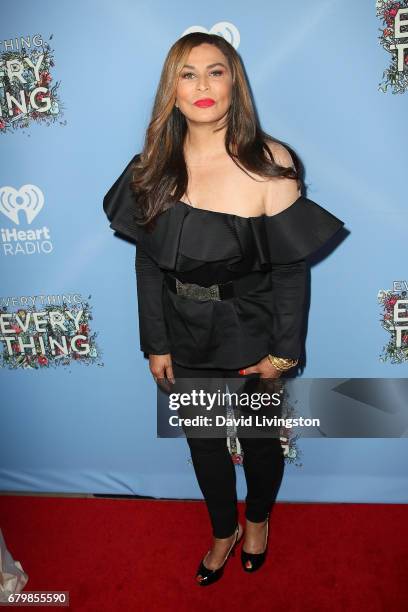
[[263, 140, 301, 216], [264, 140, 296, 168]]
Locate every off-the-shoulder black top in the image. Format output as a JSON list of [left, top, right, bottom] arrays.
[[103, 154, 345, 369]]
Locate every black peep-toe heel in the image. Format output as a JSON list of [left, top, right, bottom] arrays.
[[196, 524, 242, 586], [241, 514, 269, 572]]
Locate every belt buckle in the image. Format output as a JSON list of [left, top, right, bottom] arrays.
[[175, 278, 221, 300]]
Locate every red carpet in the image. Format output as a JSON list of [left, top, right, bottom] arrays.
[[0, 496, 407, 611]]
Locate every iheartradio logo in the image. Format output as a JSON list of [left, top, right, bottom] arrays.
[[0, 184, 53, 256], [181, 22, 240, 49], [0, 184, 44, 225]]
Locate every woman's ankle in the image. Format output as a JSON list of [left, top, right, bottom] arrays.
[[245, 517, 268, 525]]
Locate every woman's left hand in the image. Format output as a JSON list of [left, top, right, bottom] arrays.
[[240, 355, 282, 379]]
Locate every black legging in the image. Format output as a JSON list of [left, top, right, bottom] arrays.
[[171, 360, 285, 539]]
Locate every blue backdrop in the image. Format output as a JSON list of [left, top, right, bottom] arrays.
[[1, 0, 407, 502]]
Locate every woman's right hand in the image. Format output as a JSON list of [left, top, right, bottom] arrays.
[[149, 353, 175, 394]]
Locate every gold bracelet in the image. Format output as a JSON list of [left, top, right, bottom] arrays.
[[267, 354, 299, 371]]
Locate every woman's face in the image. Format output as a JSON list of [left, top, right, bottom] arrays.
[[175, 43, 233, 123]]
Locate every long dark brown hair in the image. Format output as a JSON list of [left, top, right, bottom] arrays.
[[130, 31, 303, 231]]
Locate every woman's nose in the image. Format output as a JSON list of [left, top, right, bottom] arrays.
[[197, 78, 209, 90]]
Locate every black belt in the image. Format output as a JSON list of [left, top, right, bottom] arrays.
[[164, 271, 266, 301]]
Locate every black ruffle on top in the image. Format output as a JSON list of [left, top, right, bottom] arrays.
[[103, 155, 344, 269], [103, 154, 345, 368]]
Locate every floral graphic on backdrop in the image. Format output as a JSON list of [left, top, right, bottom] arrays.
[[378, 286, 408, 363], [188, 380, 303, 468], [0, 33, 66, 134], [377, 1, 408, 93], [278, 395, 303, 467], [0, 294, 103, 369]]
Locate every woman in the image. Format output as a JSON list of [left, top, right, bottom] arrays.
[[103, 32, 344, 586]]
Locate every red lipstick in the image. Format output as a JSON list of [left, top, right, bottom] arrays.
[[194, 98, 215, 108]]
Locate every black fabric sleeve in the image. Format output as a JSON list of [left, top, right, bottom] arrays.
[[135, 244, 171, 356], [268, 259, 308, 360]]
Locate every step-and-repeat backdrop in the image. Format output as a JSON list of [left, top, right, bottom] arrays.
[[1, 0, 407, 502]]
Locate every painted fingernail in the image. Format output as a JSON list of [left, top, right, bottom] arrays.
[[238, 369, 245, 375]]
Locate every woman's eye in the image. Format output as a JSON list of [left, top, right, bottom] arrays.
[[181, 70, 224, 79]]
